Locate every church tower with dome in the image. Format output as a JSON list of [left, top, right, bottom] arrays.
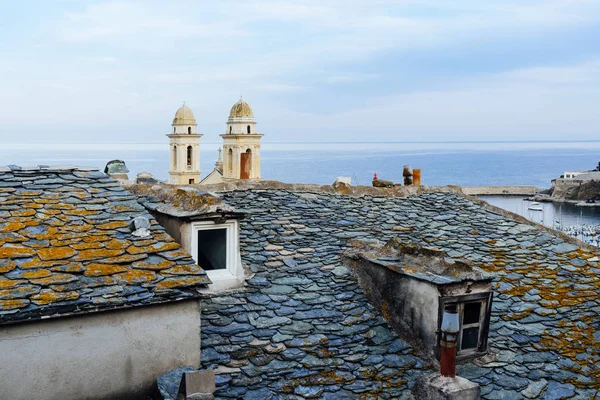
[[167, 103, 202, 185], [220, 97, 263, 180]]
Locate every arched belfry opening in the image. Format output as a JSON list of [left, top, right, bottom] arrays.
[[240, 148, 252, 180], [188, 127, 191, 134], [228, 148, 233, 175], [173, 146, 177, 168], [247, 125, 251, 134], [187, 146, 192, 168]]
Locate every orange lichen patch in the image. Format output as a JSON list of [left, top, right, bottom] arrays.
[[0, 259, 17, 273], [155, 276, 207, 291], [96, 253, 148, 264], [132, 258, 173, 271], [30, 273, 78, 285], [110, 205, 139, 212], [500, 307, 533, 322], [131, 239, 156, 247], [49, 238, 78, 247], [19, 269, 52, 279], [0, 285, 40, 299], [38, 209, 61, 216], [470, 230, 479, 235], [31, 289, 79, 305], [83, 263, 129, 277], [83, 235, 112, 243], [162, 264, 203, 275], [0, 244, 36, 258], [104, 238, 130, 250], [35, 198, 59, 204], [0, 221, 26, 233], [126, 242, 180, 255], [71, 242, 103, 250], [61, 223, 94, 233], [96, 221, 129, 230], [0, 278, 25, 289], [46, 203, 75, 210], [10, 209, 36, 217], [381, 300, 392, 322], [74, 248, 125, 261], [17, 190, 42, 196], [0, 299, 30, 310], [63, 209, 97, 216], [69, 191, 89, 199], [114, 269, 157, 284], [22, 202, 42, 209], [153, 232, 176, 242], [50, 262, 85, 273], [19, 226, 59, 240], [37, 246, 77, 261]]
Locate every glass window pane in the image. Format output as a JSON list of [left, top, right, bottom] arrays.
[[463, 302, 481, 325], [197, 228, 227, 270], [461, 327, 479, 350]]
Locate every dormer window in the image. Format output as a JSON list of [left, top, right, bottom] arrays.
[[345, 239, 493, 362], [191, 220, 243, 287]]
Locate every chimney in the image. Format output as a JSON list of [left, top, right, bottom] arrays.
[[403, 165, 413, 185], [440, 305, 459, 378], [413, 169, 421, 185]]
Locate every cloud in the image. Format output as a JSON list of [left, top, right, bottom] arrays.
[[274, 57, 600, 141], [1, 0, 599, 142], [326, 73, 379, 84], [57, 1, 247, 42]]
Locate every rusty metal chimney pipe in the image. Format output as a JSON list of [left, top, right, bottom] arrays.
[[440, 305, 459, 377], [413, 169, 421, 185]]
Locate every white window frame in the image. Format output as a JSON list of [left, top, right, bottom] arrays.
[[190, 220, 242, 283]]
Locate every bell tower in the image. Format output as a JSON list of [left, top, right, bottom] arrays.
[[221, 97, 263, 180], [167, 103, 202, 185]]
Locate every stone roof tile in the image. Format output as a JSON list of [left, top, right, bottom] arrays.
[[199, 188, 600, 399], [0, 167, 209, 324]]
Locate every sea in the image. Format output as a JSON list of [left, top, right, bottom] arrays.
[[1, 140, 599, 231]]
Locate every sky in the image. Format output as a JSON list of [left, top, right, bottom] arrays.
[[0, 0, 599, 143]]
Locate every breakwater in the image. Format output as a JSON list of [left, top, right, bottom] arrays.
[[461, 186, 540, 196]]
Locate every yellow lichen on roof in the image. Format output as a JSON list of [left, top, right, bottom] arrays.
[[0, 167, 209, 323]]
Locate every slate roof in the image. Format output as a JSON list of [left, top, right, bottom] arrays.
[[0, 166, 209, 324], [199, 188, 600, 399]]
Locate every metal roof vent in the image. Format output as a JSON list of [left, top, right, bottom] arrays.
[[129, 216, 151, 237]]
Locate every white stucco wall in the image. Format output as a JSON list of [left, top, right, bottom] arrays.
[[201, 169, 225, 185], [0, 300, 201, 400]]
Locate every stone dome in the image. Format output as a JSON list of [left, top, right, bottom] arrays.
[[229, 97, 254, 119], [172, 104, 197, 125]]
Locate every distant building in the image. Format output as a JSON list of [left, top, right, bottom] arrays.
[[201, 97, 263, 184], [222, 97, 263, 181], [168, 103, 202, 185]]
